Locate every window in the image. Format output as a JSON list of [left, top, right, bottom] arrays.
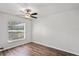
[[8, 21, 26, 42]]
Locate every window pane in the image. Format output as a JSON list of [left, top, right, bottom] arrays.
[[9, 32, 24, 40], [8, 26, 24, 30], [8, 21, 25, 41]]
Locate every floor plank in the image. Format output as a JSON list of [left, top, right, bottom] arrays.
[[0, 42, 77, 56]]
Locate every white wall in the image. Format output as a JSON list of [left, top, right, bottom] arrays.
[[0, 12, 32, 51], [33, 8, 79, 55]]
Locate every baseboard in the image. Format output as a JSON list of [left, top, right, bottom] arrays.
[[32, 41, 78, 56], [0, 41, 32, 52], [0, 40, 78, 56]]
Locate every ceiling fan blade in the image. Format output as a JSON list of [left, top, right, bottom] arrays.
[[31, 15, 37, 19], [31, 13, 38, 15]]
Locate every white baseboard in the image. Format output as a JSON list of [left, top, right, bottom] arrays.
[[0, 41, 31, 52], [33, 41, 78, 55]]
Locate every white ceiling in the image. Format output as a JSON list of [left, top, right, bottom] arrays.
[[0, 3, 79, 18]]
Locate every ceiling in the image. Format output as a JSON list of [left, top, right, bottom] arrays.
[[0, 3, 79, 18]]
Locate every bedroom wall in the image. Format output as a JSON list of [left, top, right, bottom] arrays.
[[0, 12, 32, 51], [32, 8, 79, 55]]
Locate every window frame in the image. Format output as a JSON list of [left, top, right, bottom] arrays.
[[8, 23, 26, 43]]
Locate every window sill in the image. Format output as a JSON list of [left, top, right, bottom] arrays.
[[8, 39, 25, 43]]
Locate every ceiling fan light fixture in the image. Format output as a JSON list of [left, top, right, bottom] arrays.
[[20, 8, 38, 19], [24, 14, 31, 18]]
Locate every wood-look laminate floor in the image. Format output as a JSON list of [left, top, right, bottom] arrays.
[[0, 42, 76, 56]]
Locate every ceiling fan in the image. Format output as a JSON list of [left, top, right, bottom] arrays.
[[21, 9, 38, 19]]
